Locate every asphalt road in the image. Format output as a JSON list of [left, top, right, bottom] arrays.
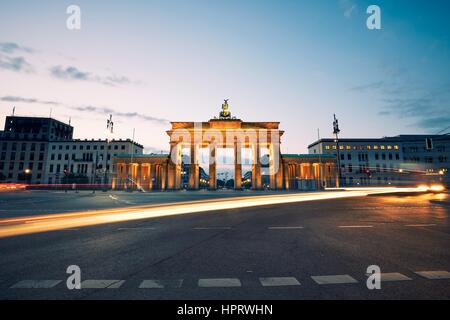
[[0, 190, 449, 299]]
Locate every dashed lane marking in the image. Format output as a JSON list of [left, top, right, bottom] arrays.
[[193, 227, 232, 230], [405, 224, 437, 227], [415, 271, 450, 280], [139, 279, 183, 289], [311, 275, 358, 285], [81, 280, 125, 289], [198, 278, 242, 287], [259, 277, 301, 287], [10, 280, 62, 289], [268, 226, 304, 230], [117, 227, 156, 230], [338, 225, 373, 228]]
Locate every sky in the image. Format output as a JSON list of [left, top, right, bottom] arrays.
[[0, 0, 449, 154]]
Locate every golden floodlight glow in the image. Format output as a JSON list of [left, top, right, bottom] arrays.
[[0, 187, 431, 238], [429, 184, 445, 192]]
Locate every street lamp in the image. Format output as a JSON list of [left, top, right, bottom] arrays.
[[333, 114, 342, 187]]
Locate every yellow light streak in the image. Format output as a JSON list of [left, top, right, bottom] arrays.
[[0, 187, 430, 238]]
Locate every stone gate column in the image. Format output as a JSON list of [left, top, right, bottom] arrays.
[[252, 142, 262, 190], [189, 143, 199, 190], [209, 142, 217, 190], [234, 140, 242, 190]]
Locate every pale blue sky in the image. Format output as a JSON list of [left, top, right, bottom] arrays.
[[0, 0, 449, 153]]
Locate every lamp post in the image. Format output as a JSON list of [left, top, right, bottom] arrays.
[[333, 114, 342, 187], [105, 114, 114, 191]]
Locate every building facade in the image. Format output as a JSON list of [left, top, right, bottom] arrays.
[[0, 116, 143, 185], [308, 134, 450, 186], [44, 139, 143, 185], [0, 116, 73, 184]]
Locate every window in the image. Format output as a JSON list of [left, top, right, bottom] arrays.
[[65, 154, 69, 160], [49, 164, 54, 173], [38, 163, 43, 170], [375, 153, 379, 160], [114, 145, 119, 150], [58, 154, 62, 160], [51, 154, 55, 160], [340, 154, 344, 160], [10, 152, 16, 161], [21, 143, 26, 151], [382, 154, 386, 160], [388, 153, 393, 160], [348, 164, 352, 172], [56, 164, 61, 173], [29, 152, 35, 161], [395, 153, 399, 160], [347, 154, 351, 160], [52, 145, 56, 150], [121, 145, 126, 150]]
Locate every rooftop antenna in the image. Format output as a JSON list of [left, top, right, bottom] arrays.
[[12, 106, 15, 116], [69, 117, 71, 125]]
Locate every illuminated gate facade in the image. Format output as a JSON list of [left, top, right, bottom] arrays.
[[112, 102, 338, 191]]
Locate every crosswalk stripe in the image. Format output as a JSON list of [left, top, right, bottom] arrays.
[[10, 280, 62, 289], [311, 275, 358, 285], [259, 277, 300, 286], [81, 280, 125, 289], [198, 278, 241, 287], [405, 224, 436, 227], [415, 271, 450, 279], [139, 279, 183, 289], [379, 273, 412, 282]]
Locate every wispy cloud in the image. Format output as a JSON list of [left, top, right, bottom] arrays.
[[339, 0, 357, 18], [0, 95, 170, 125], [49, 65, 134, 86], [73, 106, 169, 124], [0, 55, 33, 73], [0, 42, 33, 54], [0, 95, 60, 105]]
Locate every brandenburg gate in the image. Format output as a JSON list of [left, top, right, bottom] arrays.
[[112, 101, 338, 191]]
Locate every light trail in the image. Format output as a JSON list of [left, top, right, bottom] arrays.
[[0, 187, 428, 238]]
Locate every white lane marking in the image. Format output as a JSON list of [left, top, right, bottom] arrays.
[[198, 278, 241, 287], [139, 279, 183, 289], [415, 271, 450, 280], [268, 226, 304, 230], [311, 275, 358, 285], [81, 280, 125, 289], [117, 227, 156, 230], [193, 227, 232, 230], [338, 225, 373, 228], [109, 195, 118, 200], [379, 273, 412, 282], [11, 280, 62, 289], [405, 224, 437, 227], [259, 277, 301, 287]]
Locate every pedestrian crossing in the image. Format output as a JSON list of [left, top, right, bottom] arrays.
[[7, 270, 449, 289]]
